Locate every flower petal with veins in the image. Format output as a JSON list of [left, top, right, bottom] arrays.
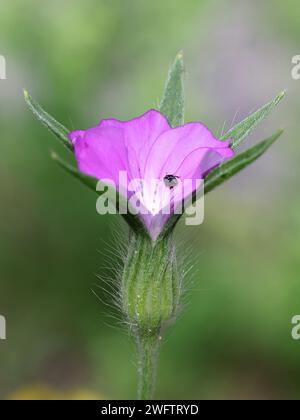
[[69, 110, 234, 240]]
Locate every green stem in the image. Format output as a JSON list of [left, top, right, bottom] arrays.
[[137, 333, 160, 400]]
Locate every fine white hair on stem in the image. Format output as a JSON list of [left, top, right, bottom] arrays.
[[93, 211, 213, 340], [92, 219, 129, 331], [217, 107, 242, 138], [220, 120, 227, 138], [174, 225, 213, 306], [230, 108, 240, 130], [91, 288, 125, 332]]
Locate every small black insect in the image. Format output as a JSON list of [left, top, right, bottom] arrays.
[[163, 174, 180, 189]]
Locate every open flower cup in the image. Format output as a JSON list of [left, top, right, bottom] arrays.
[[24, 53, 285, 399], [68, 109, 234, 240]]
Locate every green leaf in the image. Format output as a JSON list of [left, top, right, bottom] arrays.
[[159, 52, 185, 127], [24, 89, 73, 152], [51, 152, 147, 235], [205, 129, 284, 194], [222, 91, 285, 149]]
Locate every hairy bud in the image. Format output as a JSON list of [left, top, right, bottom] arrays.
[[121, 233, 182, 399], [121, 233, 182, 336]]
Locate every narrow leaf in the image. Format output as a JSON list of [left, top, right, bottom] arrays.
[[159, 52, 185, 127], [222, 91, 285, 149], [24, 90, 73, 152], [51, 152, 147, 235], [205, 129, 284, 194]]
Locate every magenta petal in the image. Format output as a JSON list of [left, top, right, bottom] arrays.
[[99, 109, 170, 179], [69, 130, 85, 145], [68, 125, 129, 185], [144, 122, 232, 181], [175, 145, 234, 179], [69, 110, 235, 240]]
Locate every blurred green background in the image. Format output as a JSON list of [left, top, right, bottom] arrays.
[[0, 0, 300, 400]]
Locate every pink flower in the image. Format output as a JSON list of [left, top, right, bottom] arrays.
[[69, 110, 234, 240]]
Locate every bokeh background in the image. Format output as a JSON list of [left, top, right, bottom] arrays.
[[0, 0, 300, 400]]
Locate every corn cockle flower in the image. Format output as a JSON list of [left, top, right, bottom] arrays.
[[68, 110, 234, 240], [24, 52, 285, 400]]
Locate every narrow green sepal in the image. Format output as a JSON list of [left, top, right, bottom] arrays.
[[159, 52, 185, 127], [205, 129, 284, 194], [222, 91, 285, 149], [24, 89, 73, 152]]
